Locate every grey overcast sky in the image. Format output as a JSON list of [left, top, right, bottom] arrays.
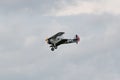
[[0, 0, 120, 80]]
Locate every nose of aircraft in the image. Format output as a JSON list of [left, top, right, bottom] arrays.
[[45, 38, 48, 42]]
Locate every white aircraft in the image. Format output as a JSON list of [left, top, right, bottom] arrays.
[[45, 32, 80, 51]]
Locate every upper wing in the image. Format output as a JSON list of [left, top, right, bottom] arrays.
[[48, 32, 65, 40]]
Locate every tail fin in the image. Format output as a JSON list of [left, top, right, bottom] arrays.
[[75, 35, 80, 44]]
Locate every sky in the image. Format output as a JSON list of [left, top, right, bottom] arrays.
[[0, 0, 120, 80]]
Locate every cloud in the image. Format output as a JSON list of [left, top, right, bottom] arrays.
[[0, 13, 120, 80], [0, 0, 59, 15], [24, 36, 38, 47], [1, 0, 120, 16], [47, 0, 120, 16], [0, 0, 120, 80]]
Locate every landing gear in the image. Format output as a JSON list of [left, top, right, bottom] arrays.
[[54, 46, 57, 49], [50, 45, 57, 51], [51, 47, 54, 51]]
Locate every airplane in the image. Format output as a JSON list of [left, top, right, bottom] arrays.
[[45, 32, 80, 51]]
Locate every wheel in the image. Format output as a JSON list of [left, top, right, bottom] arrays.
[[51, 47, 54, 51]]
